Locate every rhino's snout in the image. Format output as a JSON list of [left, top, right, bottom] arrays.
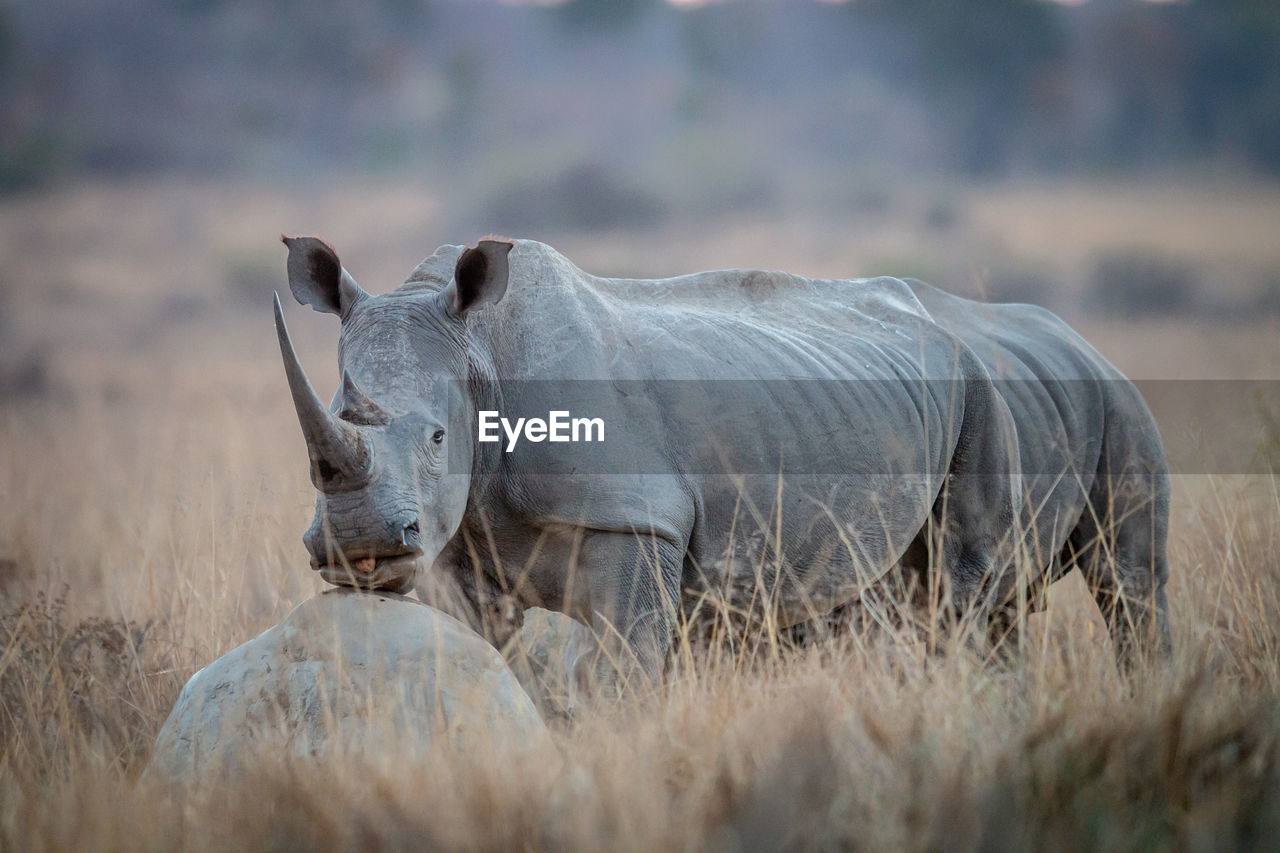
[[304, 511, 424, 593]]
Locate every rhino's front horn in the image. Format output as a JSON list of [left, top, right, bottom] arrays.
[[273, 292, 372, 491]]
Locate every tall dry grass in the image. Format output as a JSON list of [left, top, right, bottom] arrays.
[[4, 381, 1280, 851], [3, 179, 1280, 850]]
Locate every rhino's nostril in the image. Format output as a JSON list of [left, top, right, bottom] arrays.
[[401, 518, 420, 547]]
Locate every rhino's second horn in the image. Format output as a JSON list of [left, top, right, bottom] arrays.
[[338, 370, 391, 426]]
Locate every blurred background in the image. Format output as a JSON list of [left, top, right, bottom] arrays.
[[2, 0, 1280, 606], [5, 0, 1280, 385], [4, 3, 1280, 835]]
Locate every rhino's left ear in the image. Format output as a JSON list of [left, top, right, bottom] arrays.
[[445, 239, 512, 316], [282, 235, 368, 318]]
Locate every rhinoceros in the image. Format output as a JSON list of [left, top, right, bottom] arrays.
[[272, 235, 1170, 691]]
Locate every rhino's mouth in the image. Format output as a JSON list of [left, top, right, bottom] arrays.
[[314, 550, 422, 593]]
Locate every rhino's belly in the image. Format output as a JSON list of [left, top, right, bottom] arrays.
[[684, 472, 938, 628]]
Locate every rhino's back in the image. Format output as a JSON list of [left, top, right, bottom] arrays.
[[472, 241, 974, 384], [903, 279, 1121, 382]]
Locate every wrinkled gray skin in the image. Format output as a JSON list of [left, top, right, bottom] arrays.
[[275, 236, 1171, 693]]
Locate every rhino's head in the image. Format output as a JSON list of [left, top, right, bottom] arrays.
[[274, 235, 512, 592]]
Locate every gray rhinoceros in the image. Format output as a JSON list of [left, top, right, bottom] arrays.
[[272, 235, 1170, 691]]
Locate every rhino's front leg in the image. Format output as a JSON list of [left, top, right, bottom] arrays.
[[574, 531, 684, 699]]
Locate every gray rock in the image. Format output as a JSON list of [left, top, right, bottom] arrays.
[[147, 590, 546, 783], [506, 608, 596, 721]]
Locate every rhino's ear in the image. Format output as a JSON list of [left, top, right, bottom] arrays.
[[445, 239, 512, 316], [282, 235, 368, 318]]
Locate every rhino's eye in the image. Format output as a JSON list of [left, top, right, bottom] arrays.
[[432, 429, 445, 444]]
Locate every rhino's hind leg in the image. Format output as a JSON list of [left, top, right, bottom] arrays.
[[1064, 464, 1172, 671], [909, 362, 1025, 660], [895, 503, 1023, 661]]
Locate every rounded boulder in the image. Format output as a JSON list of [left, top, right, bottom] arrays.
[[147, 589, 546, 783]]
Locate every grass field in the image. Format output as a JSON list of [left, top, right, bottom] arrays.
[[3, 178, 1280, 850]]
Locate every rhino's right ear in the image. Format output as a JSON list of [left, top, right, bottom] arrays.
[[282, 235, 368, 318], [445, 239, 512, 317]]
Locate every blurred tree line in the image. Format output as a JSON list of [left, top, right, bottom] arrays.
[[1, 0, 1278, 196], [850, 0, 1280, 176]]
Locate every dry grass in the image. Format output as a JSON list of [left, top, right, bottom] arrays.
[[3, 178, 1280, 850]]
